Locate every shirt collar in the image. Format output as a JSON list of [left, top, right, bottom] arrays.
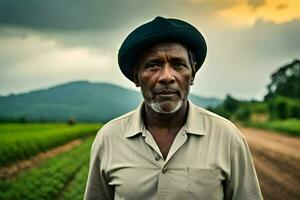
[[185, 100, 207, 136], [125, 102, 145, 138], [125, 100, 207, 138]]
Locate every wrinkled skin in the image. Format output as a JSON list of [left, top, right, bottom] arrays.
[[133, 42, 195, 114]]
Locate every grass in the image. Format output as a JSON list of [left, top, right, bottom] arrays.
[[245, 119, 300, 136], [0, 123, 100, 167], [0, 136, 94, 200], [62, 164, 90, 200]]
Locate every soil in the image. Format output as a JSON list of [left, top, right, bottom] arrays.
[[0, 139, 83, 179], [239, 126, 300, 200]]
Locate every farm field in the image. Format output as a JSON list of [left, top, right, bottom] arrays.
[[0, 123, 299, 199], [0, 123, 100, 167], [0, 123, 100, 200], [0, 137, 94, 200]]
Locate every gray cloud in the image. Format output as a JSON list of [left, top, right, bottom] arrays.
[[0, 0, 242, 50], [0, 0, 241, 31], [0, 0, 208, 31], [0, 0, 218, 52], [0, 0, 211, 50], [0, 0, 159, 30]]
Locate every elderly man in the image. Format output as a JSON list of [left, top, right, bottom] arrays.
[[84, 16, 263, 200]]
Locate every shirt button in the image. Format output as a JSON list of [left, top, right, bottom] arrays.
[[162, 168, 167, 174], [155, 155, 160, 161]]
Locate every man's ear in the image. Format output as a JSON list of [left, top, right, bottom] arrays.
[[190, 77, 194, 85], [190, 63, 196, 85]]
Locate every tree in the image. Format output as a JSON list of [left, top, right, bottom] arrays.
[[267, 95, 300, 120], [223, 94, 240, 113], [265, 59, 300, 100]]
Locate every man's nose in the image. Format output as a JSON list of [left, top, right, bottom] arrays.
[[158, 64, 175, 84]]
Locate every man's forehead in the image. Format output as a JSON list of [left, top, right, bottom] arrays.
[[141, 42, 189, 58]]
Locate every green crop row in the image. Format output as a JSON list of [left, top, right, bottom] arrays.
[[62, 164, 90, 200], [0, 136, 94, 200], [0, 123, 100, 167]]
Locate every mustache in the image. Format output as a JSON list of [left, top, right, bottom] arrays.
[[152, 86, 180, 94]]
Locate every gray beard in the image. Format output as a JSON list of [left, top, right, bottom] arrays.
[[146, 99, 183, 114]]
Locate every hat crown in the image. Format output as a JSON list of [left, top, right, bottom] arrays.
[[118, 16, 207, 82], [119, 16, 198, 53]]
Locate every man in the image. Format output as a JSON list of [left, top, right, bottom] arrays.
[[84, 16, 263, 200]]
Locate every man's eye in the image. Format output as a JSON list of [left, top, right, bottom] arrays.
[[173, 62, 185, 69], [145, 63, 159, 69]]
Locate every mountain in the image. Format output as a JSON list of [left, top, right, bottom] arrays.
[[0, 81, 222, 122]]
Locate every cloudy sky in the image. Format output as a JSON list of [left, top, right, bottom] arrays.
[[0, 0, 299, 100]]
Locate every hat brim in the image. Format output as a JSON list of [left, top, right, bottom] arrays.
[[118, 27, 207, 82]]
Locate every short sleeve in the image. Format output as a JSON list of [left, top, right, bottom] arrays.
[[84, 132, 114, 200], [224, 136, 263, 200]]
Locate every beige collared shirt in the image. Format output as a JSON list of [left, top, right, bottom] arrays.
[[84, 101, 263, 200]]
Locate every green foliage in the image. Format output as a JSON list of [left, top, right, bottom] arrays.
[[208, 59, 300, 135], [223, 95, 240, 113], [234, 106, 251, 121], [265, 59, 300, 99], [0, 123, 100, 167], [248, 101, 268, 114], [290, 103, 300, 118], [207, 95, 240, 119], [231, 101, 268, 121], [245, 119, 300, 136], [0, 137, 94, 200], [267, 96, 300, 120], [62, 164, 89, 200]]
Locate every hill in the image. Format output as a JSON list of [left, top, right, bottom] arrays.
[[0, 81, 222, 122]]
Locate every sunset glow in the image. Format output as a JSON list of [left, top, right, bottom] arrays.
[[217, 0, 300, 26]]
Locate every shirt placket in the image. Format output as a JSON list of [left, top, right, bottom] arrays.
[[142, 127, 188, 200]]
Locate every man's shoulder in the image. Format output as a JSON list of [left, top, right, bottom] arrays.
[[194, 105, 234, 126], [95, 108, 138, 139], [190, 103, 245, 141]]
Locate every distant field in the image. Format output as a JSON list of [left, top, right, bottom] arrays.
[[246, 119, 300, 136], [0, 123, 100, 167]]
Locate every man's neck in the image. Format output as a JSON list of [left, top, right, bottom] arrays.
[[143, 101, 188, 131]]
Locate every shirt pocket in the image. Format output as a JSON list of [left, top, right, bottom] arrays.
[[187, 168, 223, 200]]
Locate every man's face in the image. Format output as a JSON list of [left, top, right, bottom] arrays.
[[134, 42, 195, 113]]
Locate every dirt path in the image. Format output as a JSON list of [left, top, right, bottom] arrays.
[[0, 139, 83, 179], [239, 126, 300, 200]]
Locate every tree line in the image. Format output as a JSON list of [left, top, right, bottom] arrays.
[[209, 59, 300, 122]]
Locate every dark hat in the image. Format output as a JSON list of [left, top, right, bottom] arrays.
[[118, 16, 207, 82]]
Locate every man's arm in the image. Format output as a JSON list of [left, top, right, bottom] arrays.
[[84, 134, 114, 200], [224, 136, 263, 200]]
